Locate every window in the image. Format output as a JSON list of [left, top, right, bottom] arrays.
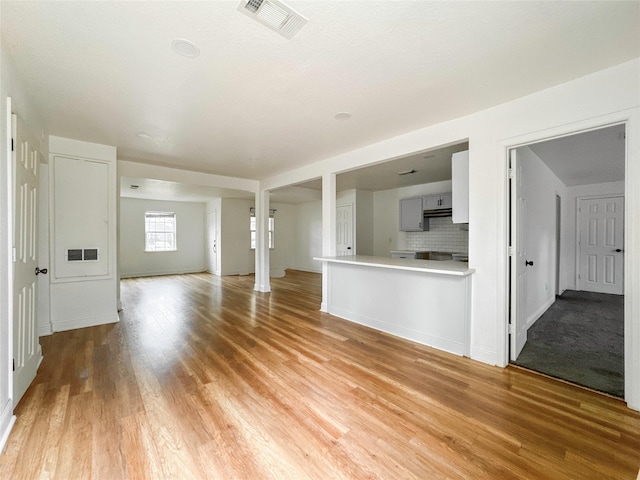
[[145, 211, 177, 252], [250, 208, 275, 249]]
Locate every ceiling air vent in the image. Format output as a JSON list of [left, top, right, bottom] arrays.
[[237, 0, 308, 39]]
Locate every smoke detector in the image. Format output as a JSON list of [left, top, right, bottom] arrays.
[[237, 0, 308, 39]]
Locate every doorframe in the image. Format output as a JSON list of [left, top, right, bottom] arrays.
[[498, 109, 639, 410], [575, 194, 625, 293], [555, 194, 561, 296], [1, 97, 17, 450]]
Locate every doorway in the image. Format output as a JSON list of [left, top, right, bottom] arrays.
[[206, 209, 218, 275], [508, 123, 626, 397], [336, 203, 354, 256]]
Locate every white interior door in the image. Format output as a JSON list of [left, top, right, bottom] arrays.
[[510, 149, 529, 361], [206, 210, 217, 274], [578, 196, 624, 294], [12, 113, 42, 406], [336, 204, 353, 256]]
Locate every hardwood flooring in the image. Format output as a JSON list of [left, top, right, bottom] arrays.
[[1, 270, 639, 479]]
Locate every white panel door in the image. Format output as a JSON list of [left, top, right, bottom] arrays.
[[206, 210, 217, 274], [510, 149, 529, 361], [336, 204, 353, 256], [12, 113, 42, 406], [578, 196, 624, 295]]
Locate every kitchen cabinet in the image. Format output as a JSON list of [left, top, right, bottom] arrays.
[[399, 197, 428, 231], [452, 150, 469, 223], [423, 193, 452, 210]]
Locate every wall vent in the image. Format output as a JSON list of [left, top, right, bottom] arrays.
[[66, 248, 100, 262], [237, 0, 308, 39]]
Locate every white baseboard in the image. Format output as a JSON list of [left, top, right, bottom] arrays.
[[120, 268, 206, 279], [0, 399, 16, 454], [470, 345, 498, 366], [270, 266, 286, 278], [52, 312, 119, 332], [38, 322, 53, 337], [526, 296, 556, 330], [290, 266, 322, 274]]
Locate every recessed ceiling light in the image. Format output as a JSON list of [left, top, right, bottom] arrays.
[[137, 132, 151, 139], [398, 169, 416, 176], [334, 112, 352, 121], [172, 38, 200, 58]]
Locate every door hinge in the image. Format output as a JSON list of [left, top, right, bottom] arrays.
[[508, 324, 515, 335], [508, 246, 515, 256], [508, 168, 514, 179], [12, 247, 16, 262]]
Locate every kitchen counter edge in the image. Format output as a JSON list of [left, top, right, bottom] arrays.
[[314, 255, 475, 277]]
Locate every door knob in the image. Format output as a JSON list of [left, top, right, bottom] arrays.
[[35, 267, 48, 275], [525, 260, 534, 266], [615, 249, 623, 253]]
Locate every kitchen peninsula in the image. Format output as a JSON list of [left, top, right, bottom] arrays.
[[315, 255, 475, 357]]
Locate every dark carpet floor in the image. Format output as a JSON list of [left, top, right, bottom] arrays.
[[513, 290, 624, 398]]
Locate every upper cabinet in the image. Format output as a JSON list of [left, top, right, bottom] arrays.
[[399, 197, 428, 231], [424, 192, 452, 210], [452, 150, 469, 224]]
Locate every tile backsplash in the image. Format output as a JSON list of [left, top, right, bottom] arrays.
[[404, 217, 469, 253]]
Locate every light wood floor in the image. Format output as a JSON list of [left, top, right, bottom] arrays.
[[1, 271, 639, 479]]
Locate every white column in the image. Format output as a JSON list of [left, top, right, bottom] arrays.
[[321, 173, 336, 312], [254, 189, 271, 292]]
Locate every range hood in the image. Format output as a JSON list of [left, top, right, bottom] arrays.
[[423, 208, 452, 218]]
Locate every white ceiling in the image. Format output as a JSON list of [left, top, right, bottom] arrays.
[[2, 0, 639, 188], [121, 177, 254, 203], [528, 124, 626, 187]]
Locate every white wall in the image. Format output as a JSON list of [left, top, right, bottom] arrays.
[[356, 190, 374, 256], [294, 201, 323, 273], [517, 146, 567, 327], [220, 198, 254, 276], [269, 202, 296, 277], [260, 59, 640, 409], [119, 198, 206, 278], [49, 136, 119, 333]]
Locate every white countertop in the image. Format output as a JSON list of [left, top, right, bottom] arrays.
[[314, 255, 475, 277]]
